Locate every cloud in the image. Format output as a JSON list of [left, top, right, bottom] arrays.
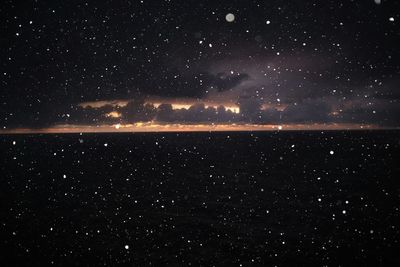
[[24, 92, 397, 128], [119, 99, 156, 123], [281, 100, 332, 123], [156, 103, 237, 123], [336, 102, 400, 127], [213, 73, 250, 92], [143, 71, 250, 98]]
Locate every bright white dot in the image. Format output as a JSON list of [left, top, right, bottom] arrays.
[[124, 245, 129, 250], [276, 52, 280, 56], [15, 33, 19, 36], [318, 198, 322, 202], [63, 174, 66, 179], [12, 141, 16, 145], [342, 210, 346, 214], [225, 13, 235, 22], [389, 17, 394, 22], [374, 0, 381, 4], [330, 150, 334, 155], [29, 20, 33, 24], [266, 20, 271, 25], [115, 124, 121, 129], [278, 125, 283, 130], [208, 43, 212, 48], [104, 143, 108, 147]]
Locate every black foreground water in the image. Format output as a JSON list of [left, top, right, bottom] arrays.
[[1, 131, 399, 266]]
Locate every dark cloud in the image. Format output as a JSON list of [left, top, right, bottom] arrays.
[[336, 102, 400, 127], [62, 105, 118, 126], [281, 100, 331, 123], [236, 96, 263, 123], [145, 71, 250, 98], [120, 99, 156, 123], [214, 73, 250, 92]]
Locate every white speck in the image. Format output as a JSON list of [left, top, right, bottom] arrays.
[[29, 20, 33, 24], [318, 198, 322, 202], [124, 245, 129, 250], [330, 150, 334, 155], [104, 143, 108, 147], [199, 40, 203, 44], [375, 0, 381, 4], [115, 124, 120, 129], [12, 141, 16, 145], [342, 210, 346, 214], [276, 52, 280, 56], [16, 33, 19, 36], [389, 17, 394, 22], [63, 174, 66, 179], [209, 43, 213, 48], [266, 20, 271, 25], [225, 13, 235, 22], [278, 125, 283, 130]]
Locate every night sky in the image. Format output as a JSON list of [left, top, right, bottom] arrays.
[[1, 0, 399, 131], [2, 2, 400, 265]]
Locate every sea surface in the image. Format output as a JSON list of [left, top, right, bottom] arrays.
[[1, 131, 399, 266]]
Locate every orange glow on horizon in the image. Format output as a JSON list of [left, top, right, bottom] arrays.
[[0, 122, 386, 134]]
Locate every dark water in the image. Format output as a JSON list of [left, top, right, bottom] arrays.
[[1, 131, 399, 266]]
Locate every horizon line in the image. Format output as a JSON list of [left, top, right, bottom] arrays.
[[1, 123, 398, 134]]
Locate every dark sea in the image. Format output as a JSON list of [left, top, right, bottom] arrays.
[[1, 131, 399, 266]]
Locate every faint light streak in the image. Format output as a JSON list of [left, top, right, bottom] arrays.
[[0, 123, 384, 134]]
